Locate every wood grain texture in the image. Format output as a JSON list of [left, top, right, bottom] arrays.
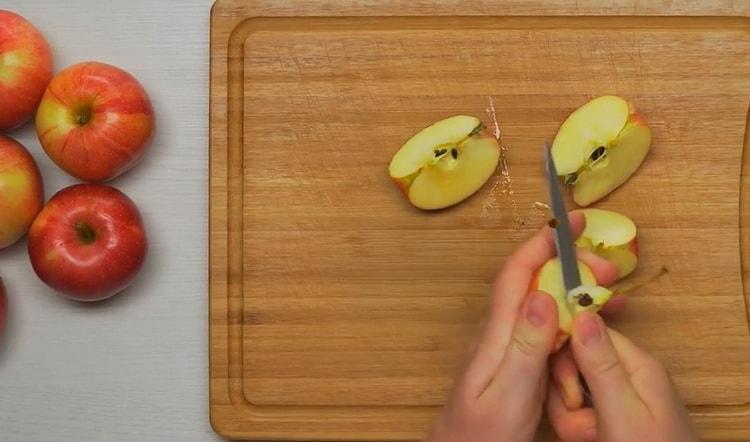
[[210, 1, 750, 440]]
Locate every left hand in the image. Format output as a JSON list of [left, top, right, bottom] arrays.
[[426, 212, 620, 442]]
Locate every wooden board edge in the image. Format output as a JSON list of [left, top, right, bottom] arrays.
[[208, 2, 750, 440]]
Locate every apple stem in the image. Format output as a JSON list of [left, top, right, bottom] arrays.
[[613, 266, 669, 295], [75, 221, 97, 244]]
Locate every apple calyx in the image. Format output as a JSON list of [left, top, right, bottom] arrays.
[[74, 103, 93, 126], [75, 221, 97, 244]]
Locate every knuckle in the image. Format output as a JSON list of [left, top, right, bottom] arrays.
[[595, 355, 621, 377], [511, 332, 540, 358]]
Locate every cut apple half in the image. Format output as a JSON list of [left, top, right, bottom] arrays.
[[552, 96, 652, 206], [388, 115, 501, 210], [530, 258, 613, 339], [575, 208, 639, 279]]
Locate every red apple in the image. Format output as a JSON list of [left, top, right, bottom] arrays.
[[0, 135, 44, 249], [35, 62, 155, 182], [0, 278, 6, 338], [0, 10, 53, 131], [28, 184, 147, 301]]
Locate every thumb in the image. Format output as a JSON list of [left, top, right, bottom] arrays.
[[484, 291, 558, 403], [570, 312, 645, 420]]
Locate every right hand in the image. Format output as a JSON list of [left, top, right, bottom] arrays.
[[547, 311, 700, 442]]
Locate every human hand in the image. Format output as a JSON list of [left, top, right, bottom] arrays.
[[548, 311, 700, 442], [426, 212, 619, 442]]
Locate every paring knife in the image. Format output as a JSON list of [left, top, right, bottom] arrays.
[[544, 142, 612, 309]]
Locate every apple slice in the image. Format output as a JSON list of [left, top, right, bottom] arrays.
[[530, 258, 613, 340], [552, 96, 652, 206], [389, 116, 501, 210], [575, 208, 639, 279]]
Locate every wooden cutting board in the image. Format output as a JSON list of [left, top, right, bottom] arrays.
[[210, 1, 750, 440]]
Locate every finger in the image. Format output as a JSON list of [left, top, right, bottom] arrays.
[[483, 291, 558, 403], [576, 248, 620, 287], [552, 347, 584, 410], [570, 312, 646, 420], [547, 384, 598, 442], [605, 327, 678, 408], [599, 294, 626, 317], [606, 327, 656, 375], [463, 212, 586, 393]]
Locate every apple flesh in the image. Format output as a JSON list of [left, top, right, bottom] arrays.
[[0, 135, 44, 249], [35, 62, 155, 182], [575, 208, 639, 279], [552, 96, 651, 206], [530, 258, 613, 341], [388, 115, 501, 210], [27, 184, 148, 302], [0, 10, 53, 131]]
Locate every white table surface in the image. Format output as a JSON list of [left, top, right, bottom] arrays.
[[0, 1, 219, 440]]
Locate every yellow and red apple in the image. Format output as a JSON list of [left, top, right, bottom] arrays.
[[28, 184, 148, 302], [0, 10, 53, 131], [552, 96, 651, 206], [388, 115, 501, 210], [35, 62, 155, 182], [530, 258, 612, 344], [0, 135, 44, 249], [575, 208, 639, 279]]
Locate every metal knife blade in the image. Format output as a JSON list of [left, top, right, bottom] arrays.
[[544, 142, 582, 293]]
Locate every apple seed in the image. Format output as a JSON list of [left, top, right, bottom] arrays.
[[577, 293, 593, 307], [434, 148, 448, 157], [451, 148, 458, 159], [590, 146, 606, 162]]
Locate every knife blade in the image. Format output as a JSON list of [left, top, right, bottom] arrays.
[[544, 142, 582, 293]]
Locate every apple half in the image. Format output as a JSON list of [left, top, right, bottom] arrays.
[[552, 96, 652, 206], [388, 115, 501, 210], [575, 208, 639, 279], [530, 258, 613, 341]]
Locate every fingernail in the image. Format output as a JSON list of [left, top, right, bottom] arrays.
[[576, 312, 603, 348], [525, 292, 550, 328], [583, 427, 597, 441]]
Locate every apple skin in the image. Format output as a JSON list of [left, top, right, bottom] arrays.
[[27, 184, 148, 302], [629, 237, 639, 256], [0, 10, 53, 131], [0, 278, 6, 338], [35, 62, 155, 182], [0, 135, 44, 249]]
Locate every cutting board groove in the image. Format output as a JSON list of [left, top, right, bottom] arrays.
[[211, 1, 750, 440]]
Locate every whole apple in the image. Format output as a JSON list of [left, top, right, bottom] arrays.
[[35, 62, 155, 182], [28, 184, 148, 301], [0, 135, 44, 249], [0, 10, 53, 131]]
